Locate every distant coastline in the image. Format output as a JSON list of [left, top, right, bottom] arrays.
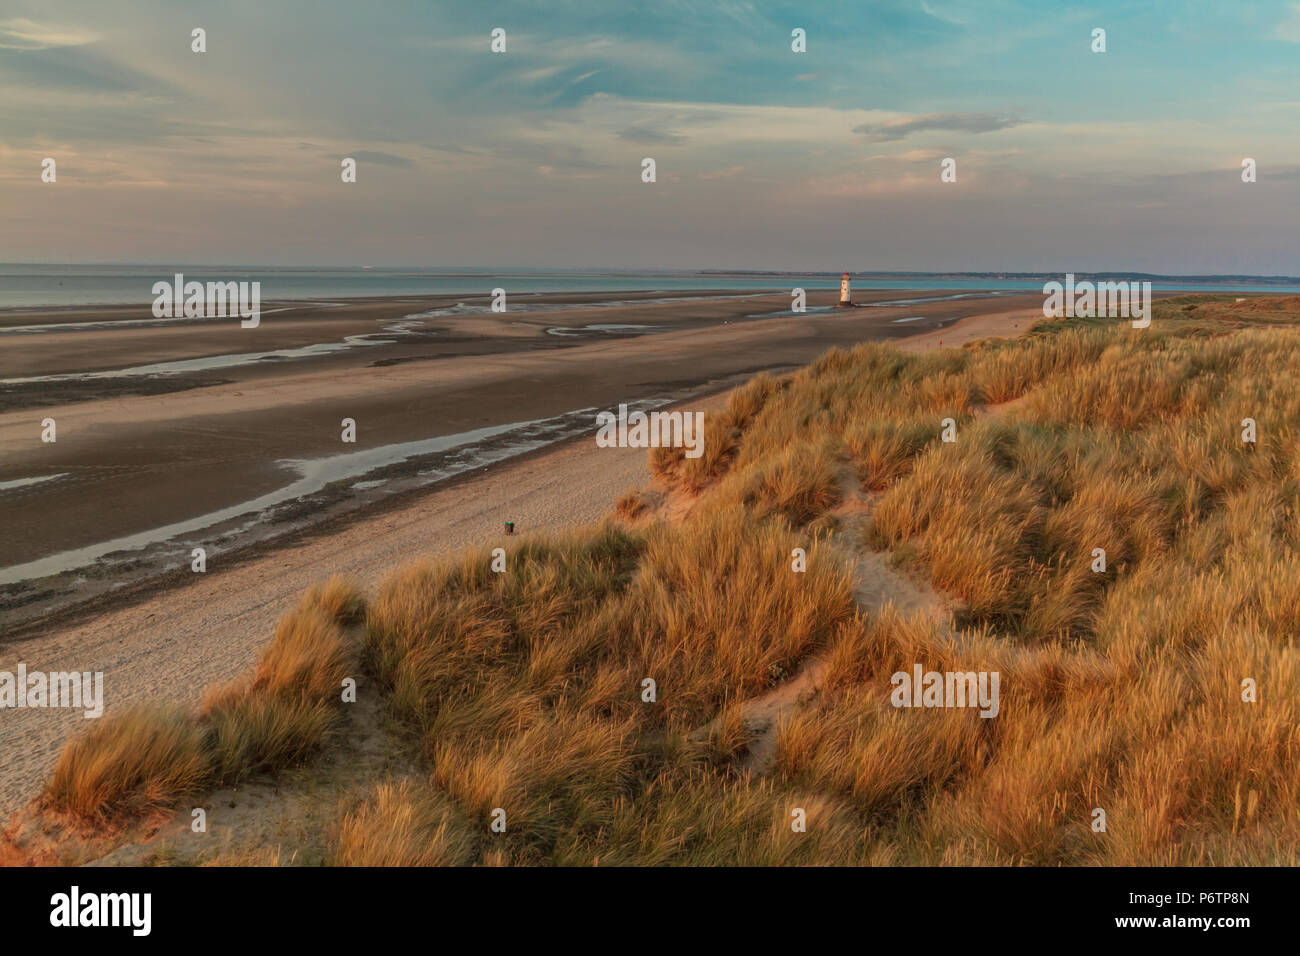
[[3, 264, 1300, 309], [702, 269, 1300, 285]]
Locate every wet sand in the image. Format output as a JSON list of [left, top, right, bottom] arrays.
[[0, 288, 1045, 630]]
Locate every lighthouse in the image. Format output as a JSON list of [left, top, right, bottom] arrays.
[[837, 271, 853, 308]]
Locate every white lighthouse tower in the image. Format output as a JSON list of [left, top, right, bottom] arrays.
[[837, 271, 853, 308]]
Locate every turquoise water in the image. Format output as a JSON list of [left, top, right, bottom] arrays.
[[3, 264, 1300, 309]]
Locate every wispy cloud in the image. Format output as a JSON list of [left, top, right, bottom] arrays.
[[852, 110, 1026, 142], [920, 2, 969, 27], [0, 17, 96, 50], [1277, 2, 1300, 42], [347, 150, 414, 169], [618, 125, 688, 145]]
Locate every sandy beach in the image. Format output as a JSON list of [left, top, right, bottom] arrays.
[[0, 294, 1050, 818], [0, 288, 1045, 627]]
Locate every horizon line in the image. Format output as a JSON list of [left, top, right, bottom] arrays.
[[3, 262, 1300, 282]]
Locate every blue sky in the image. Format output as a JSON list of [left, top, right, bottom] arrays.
[[3, 0, 1300, 272]]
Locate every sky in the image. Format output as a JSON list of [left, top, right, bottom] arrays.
[[2, 0, 1300, 273]]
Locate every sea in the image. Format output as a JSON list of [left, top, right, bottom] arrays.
[[4, 264, 1300, 310]]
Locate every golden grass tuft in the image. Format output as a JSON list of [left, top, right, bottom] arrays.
[[614, 487, 649, 519], [44, 705, 210, 823], [45, 589, 359, 822], [332, 779, 477, 866]]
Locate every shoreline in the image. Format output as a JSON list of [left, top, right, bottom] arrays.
[[1, 296, 1039, 643], [0, 288, 1048, 612], [0, 372, 768, 643], [0, 290, 1194, 635]]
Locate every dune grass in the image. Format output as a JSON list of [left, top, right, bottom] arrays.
[[40, 296, 1300, 864], [332, 779, 477, 866], [43, 704, 211, 823], [44, 576, 364, 822], [358, 509, 855, 864]]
